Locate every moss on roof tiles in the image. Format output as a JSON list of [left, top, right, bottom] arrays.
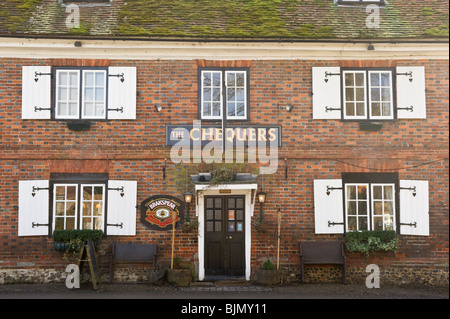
[[0, 0, 42, 32], [0, 0, 448, 39]]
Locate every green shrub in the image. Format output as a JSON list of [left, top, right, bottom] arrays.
[[53, 229, 103, 243], [262, 259, 275, 270], [345, 230, 399, 257]]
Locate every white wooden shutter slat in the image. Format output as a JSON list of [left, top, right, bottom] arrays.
[[107, 180, 137, 235], [399, 180, 429, 236], [107, 67, 137, 120], [18, 180, 49, 236], [396, 66, 426, 119], [312, 67, 341, 119], [313, 179, 344, 234], [22, 66, 51, 119]]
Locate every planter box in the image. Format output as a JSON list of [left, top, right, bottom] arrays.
[[255, 269, 281, 286], [166, 269, 192, 287]]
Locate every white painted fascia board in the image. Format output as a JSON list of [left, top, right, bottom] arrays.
[[0, 37, 448, 60]]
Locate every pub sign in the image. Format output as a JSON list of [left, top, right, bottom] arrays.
[[140, 195, 185, 230]]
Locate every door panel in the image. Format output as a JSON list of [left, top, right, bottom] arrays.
[[205, 195, 245, 277]]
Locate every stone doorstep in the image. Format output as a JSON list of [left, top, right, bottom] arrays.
[[186, 279, 272, 292]]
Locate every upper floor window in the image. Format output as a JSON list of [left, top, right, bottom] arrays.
[[199, 68, 249, 121], [312, 66, 426, 121], [343, 69, 394, 120], [54, 68, 107, 120], [22, 66, 136, 121]]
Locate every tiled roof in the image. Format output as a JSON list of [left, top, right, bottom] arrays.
[[0, 0, 448, 40]]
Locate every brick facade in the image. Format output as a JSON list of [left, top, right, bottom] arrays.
[[0, 57, 448, 286]]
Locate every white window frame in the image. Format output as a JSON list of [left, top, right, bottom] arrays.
[[371, 183, 396, 231], [201, 70, 223, 120], [368, 71, 394, 120], [81, 70, 107, 119], [55, 69, 80, 119], [345, 183, 370, 231], [80, 184, 105, 231], [200, 69, 248, 121], [343, 69, 394, 120], [53, 184, 79, 231], [52, 183, 106, 232], [343, 71, 367, 120], [54, 68, 107, 120], [225, 70, 247, 120]]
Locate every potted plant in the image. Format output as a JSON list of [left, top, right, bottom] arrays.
[[254, 259, 281, 286], [166, 257, 193, 287], [53, 229, 103, 253]]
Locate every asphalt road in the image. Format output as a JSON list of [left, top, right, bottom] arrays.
[[0, 282, 448, 299]]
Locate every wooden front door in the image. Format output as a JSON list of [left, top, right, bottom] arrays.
[[204, 196, 245, 277]]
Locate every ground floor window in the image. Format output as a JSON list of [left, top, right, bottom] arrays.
[[51, 173, 107, 232], [343, 173, 397, 232]]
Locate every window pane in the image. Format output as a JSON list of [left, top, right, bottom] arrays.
[[83, 202, 92, 216], [213, 88, 221, 102], [67, 186, 76, 200], [345, 103, 355, 116], [213, 103, 221, 116], [54, 218, 64, 230], [373, 186, 382, 199], [381, 72, 390, 86], [203, 72, 211, 86], [345, 73, 354, 86], [371, 102, 380, 116], [370, 72, 380, 86], [85, 72, 94, 86], [384, 185, 393, 199], [236, 73, 245, 86], [203, 102, 211, 117], [237, 103, 245, 116], [358, 185, 367, 199], [213, 73, 221, 86], [345, 88, 354, 101], [84, 103, 93, 117], [69, 103, 78, 116], [348, 217, 357, 231], [355, 72, 365, 85], [69, 72, 78, 85], [82, 218, 91, 230], [55, 202, 65, 216], [227, 72, 235, 86], [59, 72, 68, 85], [374, 201, 383, 215], [228, 102, 236, 117], [382, 103, 391, 116], [358, 217, 368, 230], [358, 201, 367, 215], [227, 88, 235, 102], [94, 217, 102, 230], [203, 88, 211, 101], [347, 201, 356, 215], [347, 185, 356, 199], [66, 217, 75, 230], [95, 72, 105, 86]]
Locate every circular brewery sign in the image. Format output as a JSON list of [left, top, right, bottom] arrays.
[[140, 195, 185, 230]]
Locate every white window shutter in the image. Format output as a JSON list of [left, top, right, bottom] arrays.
[[108, 67, 137, 120], [313, 179, 344, 234], [312, 67, 341, 119], [396, 66, 426, 119], [399, 180, 429, 236], [22, 66, 51, 119], [18, 180, 49, 236], [107, 180, 137, 235]]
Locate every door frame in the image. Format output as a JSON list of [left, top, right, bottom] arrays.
[[195, 183, 257, 281]]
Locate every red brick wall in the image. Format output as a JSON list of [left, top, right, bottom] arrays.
[[0, 57, 448, 283]]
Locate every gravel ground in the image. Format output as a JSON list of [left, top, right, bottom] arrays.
[[0, 282, 448, 299]]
